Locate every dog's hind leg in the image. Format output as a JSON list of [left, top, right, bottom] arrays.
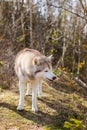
[[26, 82, 31, 96], [17, 80, 25, 110], [38, 80, 42, 97], [26, 81, 42, 97]]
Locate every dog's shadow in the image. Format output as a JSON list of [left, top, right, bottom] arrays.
[[0, 97, 80, 128], [0, 102, 57, 125]]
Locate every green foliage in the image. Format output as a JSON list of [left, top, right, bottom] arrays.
[[51, 48, 58, 53], [16, 35, 25, 43], [44, 125, 56, 130], [44, 124, 65, 130], [64, 118, 86, 130], [0, 84, 2, 91], [54, 68, 62, 77], [52, 29, 58, 44], [0, 61, 4, 65], [49, 28, 59, 56]]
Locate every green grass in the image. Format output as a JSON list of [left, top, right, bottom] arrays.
[[0, 73, 87, 130]]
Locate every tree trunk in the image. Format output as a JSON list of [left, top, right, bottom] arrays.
[[29, 0, 33, 48]]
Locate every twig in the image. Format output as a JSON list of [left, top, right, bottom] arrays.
[[47, 3, 86, 21]]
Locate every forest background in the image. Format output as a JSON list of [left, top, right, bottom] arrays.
[[0, 0, 87, 87], [0, 0, 87, 130]]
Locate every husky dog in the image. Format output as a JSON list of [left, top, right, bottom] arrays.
[[15, 48, 56, 112]]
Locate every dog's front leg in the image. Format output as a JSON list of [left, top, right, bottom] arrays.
[[17, 80, 25, 110], [32, 80, 38, 112]]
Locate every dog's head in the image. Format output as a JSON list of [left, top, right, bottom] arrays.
[[33, 55, 56, 81]]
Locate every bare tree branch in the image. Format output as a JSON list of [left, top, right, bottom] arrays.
[[47, 3, 87, 21]]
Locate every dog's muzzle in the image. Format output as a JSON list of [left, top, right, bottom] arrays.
[[47, 76, 56, 81], [52, 76, 56, 80]]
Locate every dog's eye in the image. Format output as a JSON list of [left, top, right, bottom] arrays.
[[45, 70, 48, 72]]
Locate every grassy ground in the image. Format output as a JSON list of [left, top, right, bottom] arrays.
[[0, 73, 87, 130]]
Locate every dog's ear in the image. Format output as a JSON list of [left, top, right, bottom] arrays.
[[33, 58, 38, 65], [33, 57, 40, 65], [47, 55, 53, 62]]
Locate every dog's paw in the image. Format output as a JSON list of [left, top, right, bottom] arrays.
[[38, 93, 42, 98], [25, 93, 31, 96], [32, 107, 38, 113], [17, 106, 23, 111]]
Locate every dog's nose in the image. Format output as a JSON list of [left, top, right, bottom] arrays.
[[52, 76, 56, 80]]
